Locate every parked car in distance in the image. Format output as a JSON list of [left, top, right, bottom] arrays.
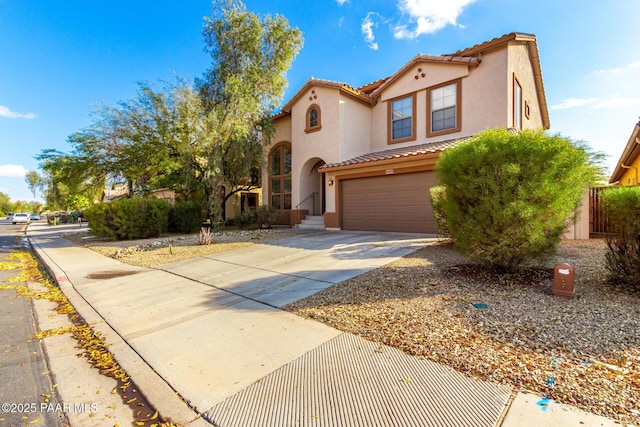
[[29, 213, 40, 221], [12, 213, 31, 224], [7, 212, 15, 220]]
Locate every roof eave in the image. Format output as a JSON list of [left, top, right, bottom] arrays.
[[527, 39, 550, 130], [609, 123, 640, 183], [280, 78, 374, 113], [320, 150, 443, 173]]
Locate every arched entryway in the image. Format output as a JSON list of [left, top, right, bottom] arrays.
[[299, 157, 326, 216]]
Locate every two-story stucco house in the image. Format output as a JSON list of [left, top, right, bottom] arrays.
[[262, 32, 550, 233]]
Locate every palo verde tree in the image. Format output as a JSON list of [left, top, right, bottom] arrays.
[[197, 0, 303, 225], [435, 128, 604, 273]]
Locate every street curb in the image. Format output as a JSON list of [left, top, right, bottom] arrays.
[[28, 234, 211, 427]]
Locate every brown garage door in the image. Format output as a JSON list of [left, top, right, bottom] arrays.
[[341, 171, 438, 233]]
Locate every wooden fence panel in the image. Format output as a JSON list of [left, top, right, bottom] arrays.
[[589, 186, 610, 236]]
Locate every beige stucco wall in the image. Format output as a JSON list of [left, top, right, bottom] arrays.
[[563, 191, 590, 240], [462, 48, 508, 133], [508, 42, 544, 129], [290, 86, 341, 209], [368, 50, 521, 153]]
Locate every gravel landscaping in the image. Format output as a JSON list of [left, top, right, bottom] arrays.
[[286, 239, 639, 425], [64, 230, 639, 424]]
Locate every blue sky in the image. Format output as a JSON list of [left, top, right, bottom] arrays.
[[1, 0, 639, 203]]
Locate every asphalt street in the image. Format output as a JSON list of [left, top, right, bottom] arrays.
[[0, 219, 67, 427]]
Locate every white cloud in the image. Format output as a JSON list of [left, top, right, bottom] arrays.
[[393, 0, 476, 39], [552, 95, 640, 111], [551, 98, 596, 110], [592, 95, 640, 110], [592, 61, 640, 75], [0, 164, 28, 178], [336, 0, 348, 5], [361, 12, 379, 50], [0, 105, 37, 119]]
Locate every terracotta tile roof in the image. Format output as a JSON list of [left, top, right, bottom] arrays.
[[357, 77, 390, 94], [320, 137, 472, 171], [418, 54, 480, 65], [450, 32, 536, 56], [279, 77, 375, 113]]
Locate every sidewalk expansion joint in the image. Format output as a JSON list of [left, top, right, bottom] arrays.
[[154, 258, 337, 310]]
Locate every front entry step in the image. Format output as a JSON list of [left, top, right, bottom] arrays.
[[297, 215, 325, 230]]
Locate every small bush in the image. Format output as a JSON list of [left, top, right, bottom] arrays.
[[198, 227, 212, 245], [601, 186, 640, 291], [47, 211, 75, 225], [429, 185, 449, 237], [237, 210, 257, 228], [169, 201, 203, 233], [84, 198, 170, 240], [436, 128, 600, 272], [255, 206, 279, 229]]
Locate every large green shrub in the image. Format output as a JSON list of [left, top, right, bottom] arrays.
[[429, 185, 449, 236], [84, 198, 170, 240], [169, 201, 203, 233], [436, 128, 599, 272], [601, 186, 640, 291]]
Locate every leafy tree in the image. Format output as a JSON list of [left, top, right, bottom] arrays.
[[36, 149, 104, 210], [65, 195, 91, 211], [25, 171, 45, 199], [0, 192, 12, 214], [35, 1, 302, 228], [436, 128, 603, 272], [197, 0, 303, 225]]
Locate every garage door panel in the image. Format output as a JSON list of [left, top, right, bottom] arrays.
[[341, 172, 437, 233]]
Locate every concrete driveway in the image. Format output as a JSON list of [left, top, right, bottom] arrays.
[[50, 230, 439, 414], [158, 230, 437, 308]]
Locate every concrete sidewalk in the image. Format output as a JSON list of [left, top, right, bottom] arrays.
[[26, 222, 622, 427]]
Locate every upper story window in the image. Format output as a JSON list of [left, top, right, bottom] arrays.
[[427, 79, 461, 137], [388, 93, 416, 144], [513, 74, 522, 129], [305, 104, 322, 133]]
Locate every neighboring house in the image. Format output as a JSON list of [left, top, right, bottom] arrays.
[[101, 184, 129, 203], [150, 188, 176, 205], [609, 118, 640, 186], [262, 32, 550, 233], [224, 187, 262, 221]]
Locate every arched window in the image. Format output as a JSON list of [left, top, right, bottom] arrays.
[[305, 104, 322, 133], [269, 143, 292, 210]]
